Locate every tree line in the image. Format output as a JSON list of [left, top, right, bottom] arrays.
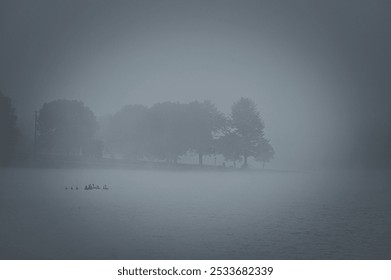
[[0, 91, 274, 168]]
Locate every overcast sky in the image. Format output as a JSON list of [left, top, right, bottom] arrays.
[[1, 0, 390, 169]]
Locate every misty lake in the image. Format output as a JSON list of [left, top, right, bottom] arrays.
[[0, 168, 390, 259]]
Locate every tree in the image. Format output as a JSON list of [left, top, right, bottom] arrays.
[[106, 104, 149, 160], [216, 131, 242, 168], [186, 100, 225, 165], [0, 91, 18, 165], [228, 97, 272, 168], [254, 138, 274, 168], [37, 100, 98, 156], [147, 102, 190, 163]]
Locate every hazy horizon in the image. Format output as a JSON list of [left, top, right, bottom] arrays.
[[1, 1, 391, 261], [1, 0, 390, 169]]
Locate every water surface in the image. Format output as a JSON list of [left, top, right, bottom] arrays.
[[0, 168, 390, 259]]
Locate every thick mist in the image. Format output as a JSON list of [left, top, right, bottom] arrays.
[[1, 0, 391, 260], [1, 0, 390, 169]]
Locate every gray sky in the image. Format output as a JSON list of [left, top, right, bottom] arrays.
[[1, 0, 390, 169]]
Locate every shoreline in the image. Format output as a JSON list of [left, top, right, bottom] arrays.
[[3, 157, 298, 173]]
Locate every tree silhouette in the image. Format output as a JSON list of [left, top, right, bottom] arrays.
[[0, 91, 18, 165], [147, 102, 190, 163], [227, 97, 272, 168], [186, 100, 225, 165], [37, 100, 98, 156], [254, 138, 274, 168], [107, 104, 149, 160], [216, 131, 242, 168], [101, 98, 273, 168]]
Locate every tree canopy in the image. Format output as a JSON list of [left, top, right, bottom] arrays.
[[104, 98, 273, 168], [219, 97, 273, 168], [186, 100, 225, 165], [37, 99, 98, 156], [147, 102, 190, 163], [29, 97, 273, 168], [106, 104, 149, 160]]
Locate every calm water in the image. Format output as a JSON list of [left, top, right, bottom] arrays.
[[0, 168, 390, 259]]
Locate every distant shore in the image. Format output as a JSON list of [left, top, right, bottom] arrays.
[[5, 155, 295, 173]]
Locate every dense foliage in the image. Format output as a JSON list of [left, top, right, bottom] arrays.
[[37, 100, 99, 156], [2, 96, 273, 168], [105, 98, 273, 167]]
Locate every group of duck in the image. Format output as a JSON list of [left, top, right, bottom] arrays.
[[65, 184, 110, 191]]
